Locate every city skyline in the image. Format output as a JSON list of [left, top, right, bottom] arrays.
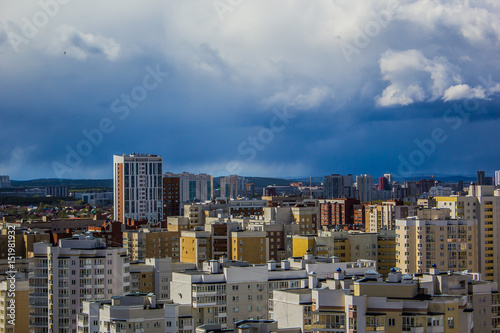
[[1, 1, 499, 181]]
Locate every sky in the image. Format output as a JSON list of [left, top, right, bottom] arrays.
[[1, 0, 499, 180]]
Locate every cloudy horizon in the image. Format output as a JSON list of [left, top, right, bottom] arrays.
[[1, 0, 499, 180]]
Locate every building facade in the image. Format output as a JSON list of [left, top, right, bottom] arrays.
[[113, 154, 163, 223], [395, 218, 479, 275], [323, 174, 354, 199], [355, 174, 373, 203], [78, 294, 178, 333], [29, 236, 130, 333], [435, 186, 500, 282], [220, 175, 240, 199]]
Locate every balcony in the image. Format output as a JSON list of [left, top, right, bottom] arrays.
[[402, 327, 424, 333]]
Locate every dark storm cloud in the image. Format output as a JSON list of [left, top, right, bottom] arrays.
[[0, 0, 499, 179]]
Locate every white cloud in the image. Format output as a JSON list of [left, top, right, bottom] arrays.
[[261, 85, 334, 111], [376, 49, 466, 106], [442, 84, 487, 101], [51, 25, 121, 61]]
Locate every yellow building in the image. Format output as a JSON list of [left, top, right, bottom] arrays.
[[364, 201, 417, 233], [292, 230, 396, 276], [123, 228, 180, 262], [435, 186, 500, 282], [395, 218, 478, 275], [376, 230, 397, 276], [231, 230, 268, 264], [291, 206, 319, 235], [0, 278, 29, 333], [180, 230, 211, 268], [292, 235, 328, 258]]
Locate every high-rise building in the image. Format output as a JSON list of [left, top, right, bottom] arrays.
[[323, 174, 354, 199], [477, 170, 486, 185], [320, 198, 360, 229], [383, 173, 393, 186], [364, 201, 418, 233], [435, 186, 500, 282], [164, 172, 213, 203], [113, 154, 163, 223], [0, 176, 11, 188], [355, 174, 373, 203], [378, 176, 388, 191], [395, 218, 478, 275], [220, 175, 239, 199], [162, 176, 180, 217], [29, 235, 130, 333]]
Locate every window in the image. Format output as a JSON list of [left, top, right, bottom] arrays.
[[233, 307, 239, 313], [448, 317, 454, 328], [388, 318, 395, 326], [232, 285, 239, 291]]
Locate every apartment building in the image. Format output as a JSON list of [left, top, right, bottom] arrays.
[[172, 257, 359, 330], [113, 153, 163, 223], [204, 221, 241, 260], [163, 176, 181, 217], [364, 200, 418, 233], [291, 206, 319, 235], [164, 172, 213, 203], [245, 222, 287, 261], [323, 174, 354, 199], [292, 235, 325, 258], [29, 235, 130, 333], [129, 258, 196, 300], [416, 267, 500, 333], [163, 172, 213, 218], [355, 174, 373, 202], [273, 269, 474, 333], [220, 175, 240, 199], [319, 198, 360, 229], [181, 230, 212, 268], [0, 277, 29, 333], [395, 218, 478, 275], [78, 294, 178, 333], [0, 226, 51, 259], [293, 230, 396, 276], [122, 228, 181, 262], [435, 185, 500, 282], [231, 230, 268, 264]]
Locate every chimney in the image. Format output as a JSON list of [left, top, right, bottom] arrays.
[[387, 267, 402, 283], [267, 260, 277, 271], [334, 267, 344, 280], [308, 272, 318, 289], [281, 260, 290, 270], [429, 263, 440, 275]]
